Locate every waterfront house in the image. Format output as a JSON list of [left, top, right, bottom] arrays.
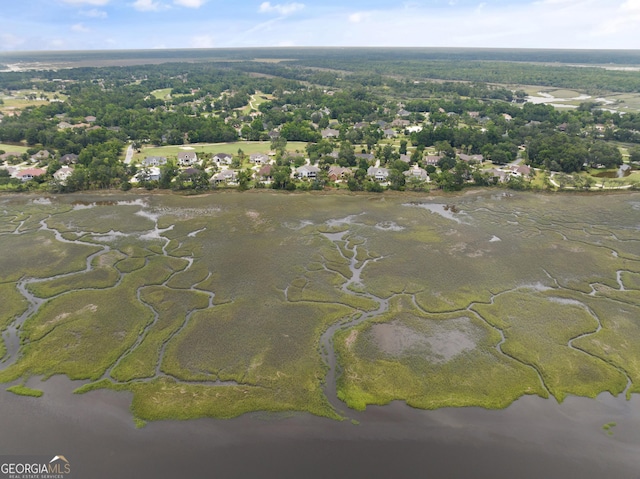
[[178, 151, 198, 166]]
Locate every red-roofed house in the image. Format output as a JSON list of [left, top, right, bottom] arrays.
[[17, 168, 46, 182]]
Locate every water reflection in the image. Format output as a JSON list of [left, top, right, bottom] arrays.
[[1, 375, 638, 479]]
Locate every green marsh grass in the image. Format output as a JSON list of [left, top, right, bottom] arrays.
[[1, 191, 640, 420], [472, 291, 628, 401], [110, 287, 210, 381], [0, 231, 101, 282], [27, 251, 124, 298], [335, 296, 544, 410], [0, 283, 28, 358], [6, 385, 43, 397]]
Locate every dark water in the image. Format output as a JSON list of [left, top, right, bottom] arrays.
[[1, 376, 639, 479]]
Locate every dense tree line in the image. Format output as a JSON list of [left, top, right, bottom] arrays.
[[1, 51, 637, 192]]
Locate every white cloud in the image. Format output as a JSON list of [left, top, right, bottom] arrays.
[[60, 0, 109, 5], [191, 34, 215, 48], [71, 23, 90, 32], [80, 8, 108, 18], [348, 11, 370, 23], [132, 0, 163, 11], [622, 0, 640, 11], [174, 0, 206, 7], [0, 33, 25, 50], [248, 0, 640, 49], [259, 2, 304, 15]]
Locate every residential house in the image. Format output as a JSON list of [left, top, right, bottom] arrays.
[[383, 129, 397, 138], [142, 167, 161, 182], [177, 151, 198, 166], [212, 153, 233, 166], [211, 169, 238, 185], [182, 167, 202, 177], [249, 153, 269, 165], [399, 154, 411, 164], [296, 165, 320, 179], [510, 165, 531, 177], [0, 152, 22, 162], [391, 119, 410, 128], [367, 166, 390, 181], [619, 164, 632, 176], [60, 153, 79, 165], [17, 168, 46, 182], [458, 153, 484, 163], [30, 150, 50, 162], [404, 165, 430, 182], [85, 116, 97, 123], [487, 168, 509, 183], [268, 130, 280, 139], [397, 109, 411, 117], [321, 128, 340, 139], [143, 156, 167, 167], [424, 155, 442, 166], [57, 121, 72, 130], [53, 166, 74, 183], [327, 166, 351, 182], [257, 164, 274, 182], [353, 122, 367, 130]]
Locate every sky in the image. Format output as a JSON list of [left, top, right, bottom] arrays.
[[2, 0, 640, 51]]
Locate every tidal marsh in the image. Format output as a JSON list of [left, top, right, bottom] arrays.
[[0, 191, 639, 420]]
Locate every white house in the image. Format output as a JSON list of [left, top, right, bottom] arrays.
[[137, 167, 161, 182], [296, 165, 320, 179], [212, 153, 233, 166], [177, 151, 198, 166], [404, 165, 430, 182], [53, 166, 74, 183], [367, 166, 390, 181], [143, 156, 167, 167], [249, 153, 269, 165]]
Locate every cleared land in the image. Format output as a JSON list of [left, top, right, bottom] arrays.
[[1, 191, 639, 423], [131, 141, 309, 164]]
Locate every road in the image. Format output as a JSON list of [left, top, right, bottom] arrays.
[[124, 143, 134, 164]]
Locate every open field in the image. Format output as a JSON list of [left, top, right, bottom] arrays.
[[0, 90, 68, 114], [0, 143, 28, 154], [0, 191, 639, 422], [132, 141, 309, 164], [150, 88, 172, 100]]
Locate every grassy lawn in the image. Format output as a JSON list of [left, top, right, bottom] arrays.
[[546, 89, 583, 98], [0, 143, 28, 154], [150, 88, 172, 100], [0, 90, 68, 114], [133, 141, 309, 164], [239, 92, 273, 115]]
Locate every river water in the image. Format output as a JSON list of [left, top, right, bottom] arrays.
[[1, 375, 639, 478]]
